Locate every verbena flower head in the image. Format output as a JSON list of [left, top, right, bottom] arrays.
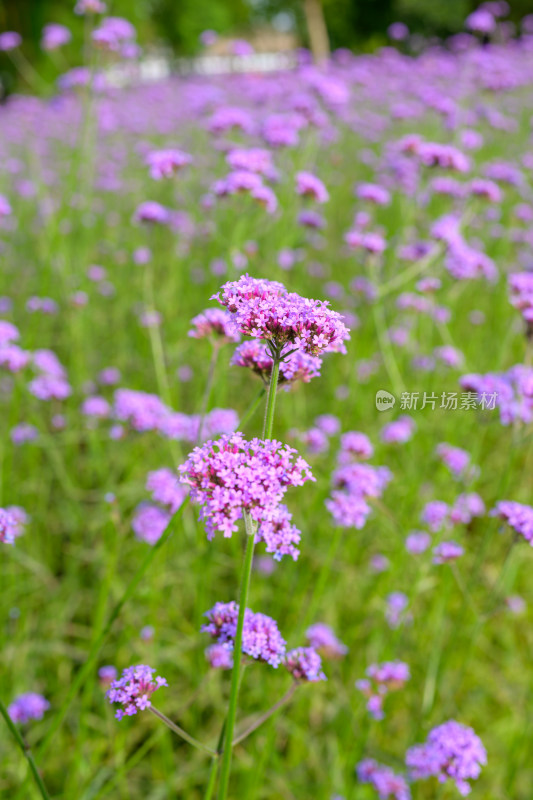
[[42, 23, 71, 50], [508, 272, 533, 326], [284, 647, 326, 682], [357, 661, 410, 719], [146, 149, 193, 179], [202, 602, 286, 667], [206, 642, 233, 669], [134, 201, 170, 225], [8, 693, 50, 723], [213, 276, 350, 356], [295, 171, 329, 203], [188, 308, 240, 343], [0, 508, 18, 544], [406, 720, 486, 796], [0, 32, 22, 51], [405, 531, 431, 554], [106, 665, 167, 720], [146, 468, 188, 513], [357, 759, 411, 800], [433, 541, 464, 564], [256, 504, 301, 561], [491, 500, 533, 544], [306, 623, 348, 658], [231, 340, 322, 386], [132, 503, 170, 545], [178, 432, 314, 540]]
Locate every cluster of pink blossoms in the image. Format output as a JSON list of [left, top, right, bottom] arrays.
[[406, 720, 486, 796], [491, 500, 533, 544], [188, 308, 240, 344], [213, 275, 350, 356], [178, 432, 314, 547], [146, 148, 193, 180], [327, 435, 392, 530], [202, 602, 287, 667], [357, 759, 411, 800], [231, 340, 322, 386], [106, 665, 167, 720]]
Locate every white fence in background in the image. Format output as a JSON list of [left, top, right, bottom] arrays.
[[105, 51, 297, 87]]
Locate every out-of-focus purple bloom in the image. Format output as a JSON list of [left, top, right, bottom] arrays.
[[357, 758, 411, 800], [8, 693, 50, 723], [82, 396, 110, 418], [0, 32, 22, 51], [381, 416, 416, 444], [98, 665, 117, 686], [433, 541, 464, 564], [11, 423, 39, 445], [134, 201, 170, 225], [386, 592, 411, 629], [188, 308, 239, 343], [132, 503, 171, 545], [146, 149, 193, 180], [284, 647, 326, 682], [406, 720, 486, 796], [146, 468, 187, 513], [296, 171, 329, 203], [314, 414, 341, 437], [421, 500, 450, 532], [356, 183, 390, 205], [306, 623, 348, 659], [206, 643, 233, 669], [491, 500, 533, 544], [405, 531, 431, 554], [42, 24, 71, 50], [466, 8, 497, 33]]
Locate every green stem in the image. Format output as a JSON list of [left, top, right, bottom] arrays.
[[216, 517, 257, 800], [0, 698, 51, 800], [214, 356, 281, 800], [149, 707, 215, 755], [204, 757, 219, 800], [262, 357, 280, 440], [231, 683, 297, 747]]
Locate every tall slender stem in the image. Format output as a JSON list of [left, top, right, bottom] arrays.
[[263, 357, 281, 440], [149, 706, 215, 755], [231, 684, 297, 747], [216, 518, 256, 800], [216, 356, 281, 800], [0, 698, 51, 800]]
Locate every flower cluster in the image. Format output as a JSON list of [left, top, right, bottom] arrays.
[[178, 432, 314, 542], [0, 506, 27, 544], [356, 661, 410, 720], [231, 340, 322, 386], [306, 623, 348, 659], [406, 720, 486, 796], [106, 665, 167, 720], [214, 276, 350, 356], [327, 457, 392, 530], [357, 759, 411, 800], [461, 365, 533, 425], [188, 308, 240, 343], [508, 272, 533, 330], [283, 648, 326, 682], [146, 149, 193, 180], [8, 693, 50, 723], [491, 500, 533, 544], [202, 602, 286, 667]]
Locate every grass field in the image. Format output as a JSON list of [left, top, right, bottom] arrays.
[[2, 11, 533, 800]]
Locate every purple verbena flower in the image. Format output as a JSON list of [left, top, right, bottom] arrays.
[[8, 693, 50, 723], [202, 602, 286, 667], [406, 720, 486, 796], [284, 647, 326, 682], [106, 665, 167, 720]]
